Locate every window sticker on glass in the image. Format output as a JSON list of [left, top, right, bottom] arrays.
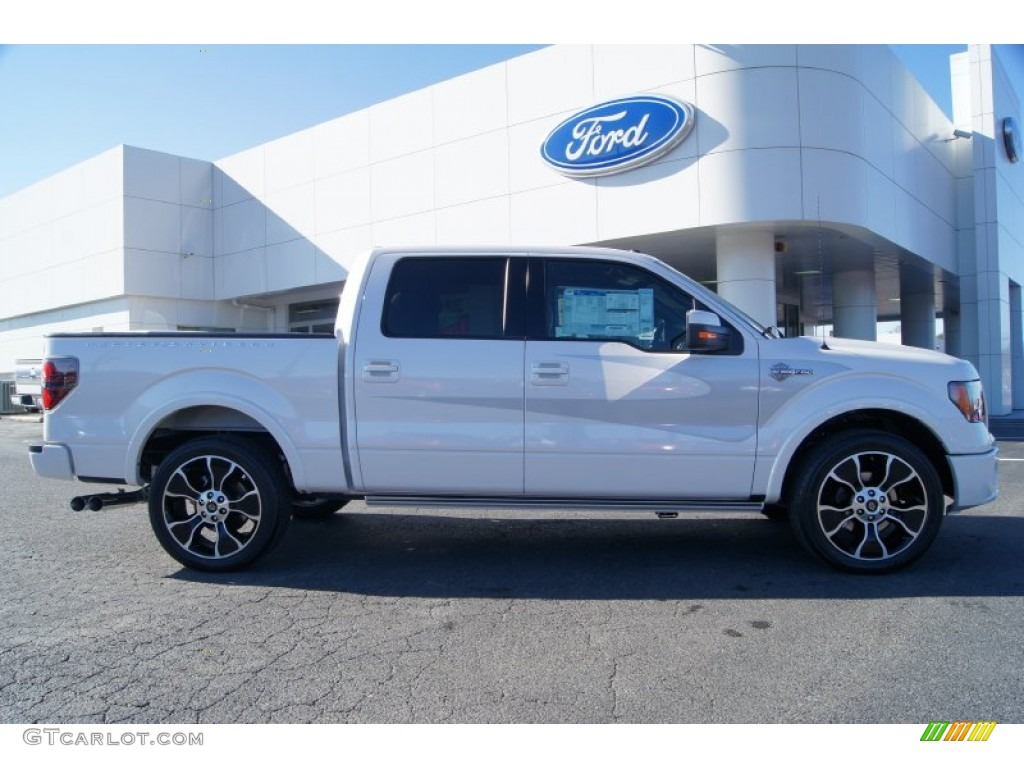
[[556, 287, 655, 342]]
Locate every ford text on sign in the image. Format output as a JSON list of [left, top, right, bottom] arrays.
[[541, 95, 695, 178]]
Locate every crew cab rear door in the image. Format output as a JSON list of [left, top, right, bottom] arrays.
[[352, 253, 526, 495], [524, 257, 759, 500]]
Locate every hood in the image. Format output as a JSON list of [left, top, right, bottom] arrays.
[[822, 336, 956, 365], [770, 335, 981, 381]]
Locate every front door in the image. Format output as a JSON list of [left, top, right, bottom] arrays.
[[524, 258, 760, 500]]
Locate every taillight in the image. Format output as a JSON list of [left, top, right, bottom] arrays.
[[42, 357, 79, 411]]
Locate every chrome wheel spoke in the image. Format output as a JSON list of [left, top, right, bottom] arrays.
[[227, 506, 259, 521], [172, 468, 204, 497], [816, 449, 929, 562], [823, 513, 855, 538], [827, 468, 859, 495], [854, 522, 889, 559], [161, 453, 262, 561]]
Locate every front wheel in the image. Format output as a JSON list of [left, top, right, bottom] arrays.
[[788, 431, 945, 573], [148, 436, 292, 571]]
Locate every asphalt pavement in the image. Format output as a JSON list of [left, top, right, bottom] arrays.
[[1, 416, 1021, 724]]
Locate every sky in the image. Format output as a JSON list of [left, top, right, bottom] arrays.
[[0, 42, 1021, 200]]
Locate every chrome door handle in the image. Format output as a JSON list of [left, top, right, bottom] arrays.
[[362, 360, 400, 382], [530, 361, 569, 385]]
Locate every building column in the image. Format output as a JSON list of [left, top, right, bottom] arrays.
[[1011, 283, 1024, 412], [800, 275, 825, 339], [832, 268, 876, 341], [715, 230, 776, 329], [899, 265, 936, 350], [943, 305, 961, 357]]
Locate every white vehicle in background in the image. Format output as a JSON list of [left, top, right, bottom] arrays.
[[27, 246, 998, 574], [11, 358, 42, 412]]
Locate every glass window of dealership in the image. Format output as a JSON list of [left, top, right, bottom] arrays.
[[1, 45, 1022, 412]]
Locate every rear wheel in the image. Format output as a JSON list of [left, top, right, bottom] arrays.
[[788, 431, 944, 573], [148, 436, 292, 571]]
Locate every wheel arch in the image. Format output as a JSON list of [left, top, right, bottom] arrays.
[[772, 409, 953, 508], [128, 402, 303, 490]]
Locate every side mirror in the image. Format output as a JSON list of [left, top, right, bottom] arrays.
[[686, 309, 731, 353]]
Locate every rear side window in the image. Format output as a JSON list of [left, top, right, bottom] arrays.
[[383, 258, 508, 339]]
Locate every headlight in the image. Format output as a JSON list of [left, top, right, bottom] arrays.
[[948, 380, 987, 425]]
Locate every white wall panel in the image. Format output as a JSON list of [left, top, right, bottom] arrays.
[[861, 93, 896, 177], [921, 207, 956, 272], [372, 213, 436, 247], [508, 114, 570, 193], [509, 182, 597, 245], [265, 184, 315, 245], [217, 198, 265, 256], [433, 63, 509, 145], [802, 149, 869, 228], [435, 197, 511, 244], [47, 165, 84, 219], [917, 146, 956, 226], [369, 90, 434, 163], [181, 206, 212, 258], [695, 45, 796, 76], [266, 238, 316, 291], [265, 128, 315, 193], [797, 45, 864, 81], [69, 198, 124, 260], [865, 164, 897, 243], [124, 248, 181, 297], [316, 226, 369, 281], [434, 130, 509, 208], [124, 146, 181, 204], [80, 146, 124, 207], [315, 168, 372, 233], [698, 148, 802, 226], [314, 111, 371, 179], [180, 157, 213, 209], [892, 125, 917, 193], [53, 250, 123, 308], [593, 45, 696, 100], [507, 45, 593, 124], [595, 157, 700, 241], [696, 68, 800, 154], [215, 247, 266, 299], [7, 227, 52, 275], [124, 197, 180, 254], [799, 69, 864, 157], [216, 150, 265, 203], [371, 152, 434, 220], [180, 254, 215, 300], [861, 46, 894, 113]]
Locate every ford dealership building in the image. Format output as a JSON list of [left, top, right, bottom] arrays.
[[2, 44, 1023, 412]]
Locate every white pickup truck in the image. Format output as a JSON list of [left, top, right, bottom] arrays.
[[29, 245, 997, 574]]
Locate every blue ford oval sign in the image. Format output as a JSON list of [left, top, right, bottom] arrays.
[[541, 95, 695, 178]]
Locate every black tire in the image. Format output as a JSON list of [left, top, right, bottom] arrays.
[[148, 436, 292, 571], [788, 430, 944, 573], [291, 495, 349, 520]]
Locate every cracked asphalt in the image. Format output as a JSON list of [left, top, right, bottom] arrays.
[[1, 417, 1022, 724]]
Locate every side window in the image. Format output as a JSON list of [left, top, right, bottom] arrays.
[[383, 257, 507, 339], [543, 259, 700, 352]]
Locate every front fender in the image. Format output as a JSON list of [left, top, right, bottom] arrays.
[[754, 373, 988, 503]]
